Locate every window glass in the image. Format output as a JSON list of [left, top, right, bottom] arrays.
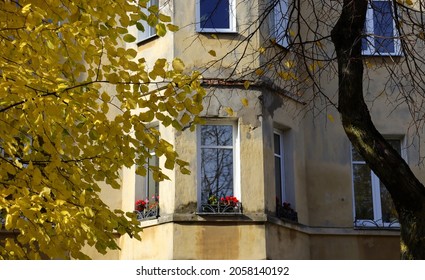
[[137, 0, 158, 42], [274, 132, 284, 204], [273, 0, 290, 47], [362, 0, 400, 56], [135, 154, 159, 203], [199, 0, 230, 29], [352, 139, 401, 227], [353, 164, 374, 220], [197, 0, 235, 32], [373, 1, 394, 53], [200, 125, 234, 205]]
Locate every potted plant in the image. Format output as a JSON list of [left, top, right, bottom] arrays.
[[135, 196, 159, 220], [201, 194, 242, 214], [135, 199, 147, 212], [277, 201, 298, 222]]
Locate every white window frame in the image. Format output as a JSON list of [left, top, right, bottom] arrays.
[[351, 138, 405, 228], [135, 151, 159, 202], [135, 124, 160, 209], [273, 130, 286, 204], [362, 0, 401, 56], [195, 0, 237, 33], [197, 120, 240, 210], [137, 0, 158, 43], [271, 0, 290, 48]]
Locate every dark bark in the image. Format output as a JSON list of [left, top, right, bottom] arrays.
[[331, 0, 425, 259]]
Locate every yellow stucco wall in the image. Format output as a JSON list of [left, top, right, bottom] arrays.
[[119, 222, 174, 259], [172, 222, 266, 259], [310, 234, 400, 260]]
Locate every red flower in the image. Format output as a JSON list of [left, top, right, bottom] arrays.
[[135, 199, 147, 212], [220, 196, 239, 206]]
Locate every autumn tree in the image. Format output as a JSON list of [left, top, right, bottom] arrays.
[[331, 0, 425, 259], [195, 0, 425, 258], [0, 0, 204, 259]]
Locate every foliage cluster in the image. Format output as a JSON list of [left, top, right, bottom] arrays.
[[0, 0, 204, 259]]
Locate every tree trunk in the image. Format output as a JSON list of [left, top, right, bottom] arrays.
[[331, 0, 425, 259]]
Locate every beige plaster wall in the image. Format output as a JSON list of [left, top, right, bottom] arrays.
[[119, 222, 174, 259], [266, 223, 310, 259], [302, 60, 425, 227], [127, 0, 175, 64], [310, 233, 400, 260], [173, 0, 262, 78], [172, 222, 267, 259], [265, 221, 400, 259], [261, 91, 309, 223]]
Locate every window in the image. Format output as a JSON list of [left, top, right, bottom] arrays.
[[197, 122, 240, 212], [273, 130, 297, 221], [274, 131, 286, 205], [137, 0, 158, 43], [135, 151, 159, 220], [196, 0, 236, 33], [271, 0, 290, 48], [351, 139, 402, 227], [362, 0, 401, 56]]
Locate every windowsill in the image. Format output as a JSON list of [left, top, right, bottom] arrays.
[[196, 30, 238, 35], [362, 52, 403, 58], [137, 35, 159, 46], [354, 226, 400, 231], [196, 212, 244, 217], [134, 213, 400, 237], [269, 38, 290, 50]]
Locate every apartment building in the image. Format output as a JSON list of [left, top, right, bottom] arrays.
[[86, 0, 425, 259]]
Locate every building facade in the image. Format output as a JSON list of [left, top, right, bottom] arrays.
[[86, 0, 425, 259]]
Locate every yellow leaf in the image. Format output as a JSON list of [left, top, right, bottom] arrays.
[[32, 167, 42, 186], [84, 207, 94, 218], [315, 40, 323, 48], [101, 91, 111, 102], [327, 114, 335, 123], [167, 24, 179, 32], [164, 158, 175, 169], [278, 71, 293, 81], [172, 58, 185, 72], [241, 98, 249, 107], [284, 60, 295, 68], [255, 69, 264, 76], [405, 0, 413, 5], [40, 187, 51, 198], [224, 107, 234, 116], [123, 34, 136, 43], [46, 40, 55, 50], [208, 50, 216, 57], [5, 214, 14, 230], [180, 113, 191, 124], [156, 23, 167, 36], [243, 81, 250, 90], [158, 13, 172, 22], [21, 4, 32, 14]]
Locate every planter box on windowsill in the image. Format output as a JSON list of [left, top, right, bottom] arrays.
[[277, 206, 298, 223], [198, 203, 243, 216], [135, 205, 159, 221]]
